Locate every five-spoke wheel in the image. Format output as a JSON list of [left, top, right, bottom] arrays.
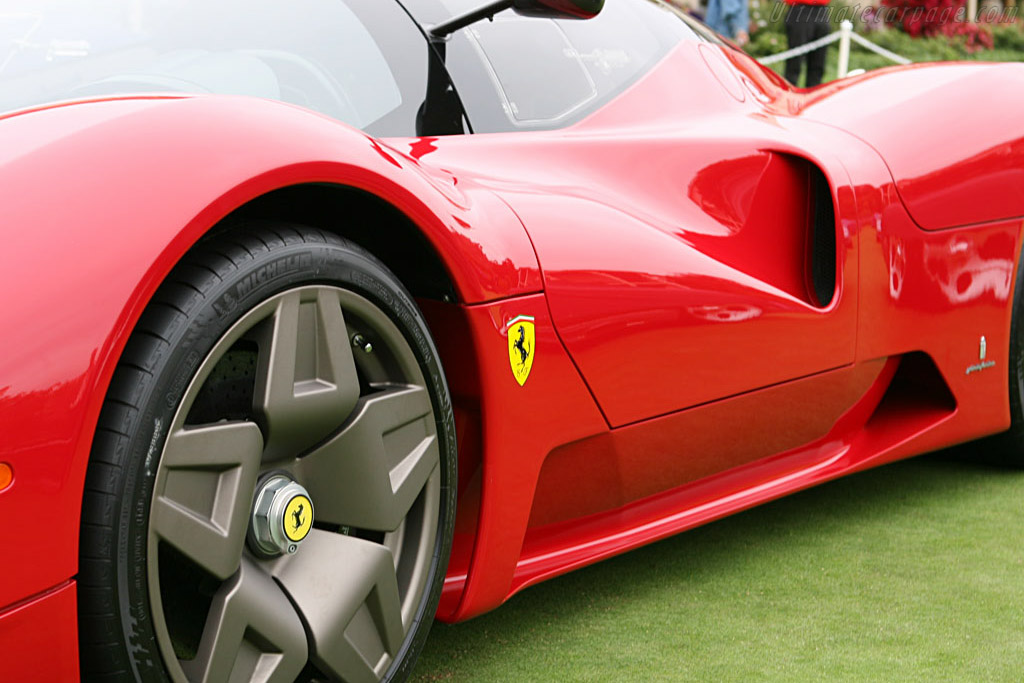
[[78, 225, 455, 683]]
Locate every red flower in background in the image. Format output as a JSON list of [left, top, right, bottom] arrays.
[[881, 0, 994, 51]]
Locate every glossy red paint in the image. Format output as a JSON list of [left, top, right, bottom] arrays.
[[402, 42, 1020, 619], [0, 582, 79, 681], [794, 63, 1024, 231], [420, 296, 608, 620], [476, 143, 859, 427], [0, 95, 540, 610], [405, 45, 869, 427], [526, 358, 893, 531], [1, 25, 1023, 672], [514, 357, 903, 592]]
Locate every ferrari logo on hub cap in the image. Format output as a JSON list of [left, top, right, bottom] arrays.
[[250, 476, 315, 556], [507, 315, 535, 386], [284, 494, 313, 543]]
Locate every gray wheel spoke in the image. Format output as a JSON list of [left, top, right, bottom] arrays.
[[181, 558, 308, 683], [271, 530, 404, 683], [296, 386, 439, 532], [144, 274, 451, 683], [151, 422, 263, 579], [254, 288, 360, 461]]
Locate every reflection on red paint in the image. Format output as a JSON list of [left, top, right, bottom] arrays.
[[408, 137, 439, 160]]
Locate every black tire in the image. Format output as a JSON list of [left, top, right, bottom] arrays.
[[78, 223, 456, 682]]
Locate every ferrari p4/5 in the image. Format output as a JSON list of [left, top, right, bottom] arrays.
[[2, 0, 1024, 681]]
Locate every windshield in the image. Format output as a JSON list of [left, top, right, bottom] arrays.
[[0, 0, 429, 133]]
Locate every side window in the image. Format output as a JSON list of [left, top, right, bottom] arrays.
[[342, 0, 468, 137], [439, 0, 700, 133], [465, 20, 597, 125], [0, 0, 467, 137]]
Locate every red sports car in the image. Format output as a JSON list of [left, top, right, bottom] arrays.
[[2, 0, 1023, 680]]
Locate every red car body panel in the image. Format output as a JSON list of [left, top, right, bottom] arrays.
[[792, 62, 1024, 231], [0, 28, 1021, 671], [0, 581, 79, 681], [404, 44, 1020, 620], [0, 95, 541, 612]]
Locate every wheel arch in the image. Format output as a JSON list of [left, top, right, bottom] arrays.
[[0, 95, 540, 613], [225, 182, 459, 304], [203, 186, 492, 622]]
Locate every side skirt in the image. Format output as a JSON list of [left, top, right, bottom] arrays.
[[510, 352, 959, 596]]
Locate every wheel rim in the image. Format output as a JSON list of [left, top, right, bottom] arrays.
[[146, 285, 442, 682]]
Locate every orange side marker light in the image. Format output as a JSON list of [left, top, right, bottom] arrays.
[[0, 463, 12, 492]]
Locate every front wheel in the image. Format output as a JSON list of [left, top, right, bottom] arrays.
[[78, 224, 456, 682]]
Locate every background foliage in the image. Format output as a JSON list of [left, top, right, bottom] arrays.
[[744, 0, 1024, 85]]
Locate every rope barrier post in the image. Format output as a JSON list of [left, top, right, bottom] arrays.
[[754, 25, 910, 70], [837, 20, 853, 79]]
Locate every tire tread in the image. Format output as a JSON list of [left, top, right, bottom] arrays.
[[79, 222, 454, 682]]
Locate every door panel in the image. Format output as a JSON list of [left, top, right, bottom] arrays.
[[527, 359, 889, 528], [502, 142, 858, 427], [397, 41, 860, 436]]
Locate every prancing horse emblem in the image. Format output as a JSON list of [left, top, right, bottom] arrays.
[[283, 494, 313, 543], [507, 315, 536, 386]]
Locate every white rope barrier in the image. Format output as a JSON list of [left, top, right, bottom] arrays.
[[756, 20, 911, 71], [848, 30, 913, 65], [756, 31, 843, 65]]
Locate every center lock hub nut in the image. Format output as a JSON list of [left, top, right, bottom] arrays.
[[249, 474, 314, 557]]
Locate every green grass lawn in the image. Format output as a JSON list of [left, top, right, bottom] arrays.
[[412, 453, 1024, 681]]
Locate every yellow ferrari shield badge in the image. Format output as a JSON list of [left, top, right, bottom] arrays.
[[283, 494, 313, 543], [507, 315, 535, 386]]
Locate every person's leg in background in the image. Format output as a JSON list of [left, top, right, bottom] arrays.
[[784, 4, 809, 86], [804, 4, 830, 86]]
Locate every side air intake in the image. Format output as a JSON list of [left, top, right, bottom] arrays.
[[808, 167, 836, 307]]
